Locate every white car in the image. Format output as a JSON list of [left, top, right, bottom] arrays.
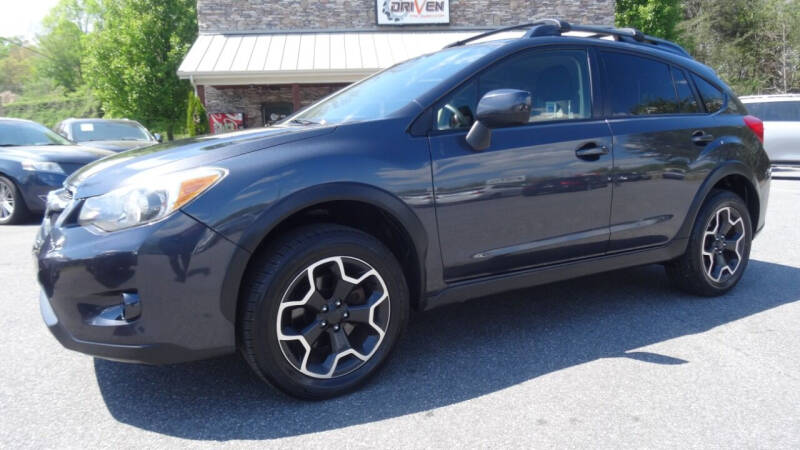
[[740, 94, 800, 165]]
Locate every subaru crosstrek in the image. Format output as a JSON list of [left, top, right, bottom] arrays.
[[34, 20, 771, 399]]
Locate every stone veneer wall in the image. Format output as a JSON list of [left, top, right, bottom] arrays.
[[197, 0, 615, 128], [197, 0, 615, 32], [204, 84, 345, 127]]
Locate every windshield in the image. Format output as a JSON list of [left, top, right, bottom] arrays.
[[71, 121, 151, 142], [0, 121, 71, 147], [289, 44, 500, 125], [743, 101, 800, 122]]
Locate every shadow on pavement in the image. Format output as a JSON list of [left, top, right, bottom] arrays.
[[94, 259, 800, 440]]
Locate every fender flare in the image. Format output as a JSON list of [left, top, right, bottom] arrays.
[[219, 182, 429, 324], [675, 160, 759, 240]]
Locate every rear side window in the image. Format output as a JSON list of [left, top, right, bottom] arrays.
[[670, 68, 700, 113], [602, 51, 680, 116], [743, 101, 800, 121], [691, 74, 725, 113]]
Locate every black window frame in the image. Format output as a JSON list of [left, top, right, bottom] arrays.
[[425, 44, 601, 136]]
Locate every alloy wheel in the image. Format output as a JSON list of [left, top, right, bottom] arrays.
[[0, 181, 14, 221], [276, 256, 391, 379], [701, 206, 746, 283]]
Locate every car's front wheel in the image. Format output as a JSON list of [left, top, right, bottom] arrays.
[[0, 176, 30, 225], [666, 190, 752, 296], [239, 224, 409, 399]]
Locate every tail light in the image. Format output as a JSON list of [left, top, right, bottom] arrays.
[[743, 115, 764, 144]]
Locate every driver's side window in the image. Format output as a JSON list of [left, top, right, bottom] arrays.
[[435, 49, 592, 131]]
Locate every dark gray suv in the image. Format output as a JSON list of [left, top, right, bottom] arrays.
[[35, 20, 771, 399]]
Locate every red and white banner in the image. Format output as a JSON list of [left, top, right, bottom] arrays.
[[209, 113, 244, 134]]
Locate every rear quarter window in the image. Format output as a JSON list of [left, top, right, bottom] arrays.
[[691, 74, 725, 113]]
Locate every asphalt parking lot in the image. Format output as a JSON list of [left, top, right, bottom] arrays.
[[1, 180, 799, 448]]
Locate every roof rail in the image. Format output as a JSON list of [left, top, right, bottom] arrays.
[[446, 19, 692, 59], [443, 22, 541, 48]]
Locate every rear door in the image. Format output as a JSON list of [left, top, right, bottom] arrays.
[[600, 50, 724, 251]]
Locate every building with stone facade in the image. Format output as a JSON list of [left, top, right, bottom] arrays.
[[178, 0, 615, 131]]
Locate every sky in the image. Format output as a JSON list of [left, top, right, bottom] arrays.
[[0, 0, 60, 41]]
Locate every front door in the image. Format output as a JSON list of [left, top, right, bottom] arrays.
[[430, 48, 613, 281]]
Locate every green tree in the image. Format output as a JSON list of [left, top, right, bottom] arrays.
[[36, 20, 84, 91], [186, 90, 209, 136], [616, 0, 683, 41], [84, 0, 197, 140], [43, 0, 104, 34], [35, 0, 104, 92], [0, 38, 36, 93], [681, 0, 800, 94]]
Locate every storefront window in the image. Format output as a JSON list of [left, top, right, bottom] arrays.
[[262, 102, 294, 126]]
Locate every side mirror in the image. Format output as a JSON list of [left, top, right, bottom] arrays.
[[466, 89, 531, 151], [153, 133, 163, 143]]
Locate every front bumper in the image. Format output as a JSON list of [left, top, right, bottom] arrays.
[[35, 210, 248, 364], [39, 291, 217, 364]]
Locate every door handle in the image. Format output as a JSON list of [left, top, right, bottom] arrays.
[[575, 144, 609, 160], [692, 130, 714, 145]]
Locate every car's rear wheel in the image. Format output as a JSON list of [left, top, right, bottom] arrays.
[[239, 224, 409, 399], [0, 176, 30, 225], [666, 190, 752, 296]]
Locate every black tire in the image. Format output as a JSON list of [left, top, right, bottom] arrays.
[[239, 224, 409, 399], [0, 176, 30, 225], [666, 190, 752, 296]]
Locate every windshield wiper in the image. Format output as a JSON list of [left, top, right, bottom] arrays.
[[289, 118, 320, 126]]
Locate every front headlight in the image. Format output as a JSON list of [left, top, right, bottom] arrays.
[[22, 160, 65, 174], [78, 167, 226, 232]]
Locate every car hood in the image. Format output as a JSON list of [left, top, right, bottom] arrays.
[[0, 144, 113, 165], [67, 125, 336, 198], [77, 140, 156, 152]]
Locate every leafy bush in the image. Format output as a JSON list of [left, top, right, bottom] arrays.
[[186, 90, 209, 137]]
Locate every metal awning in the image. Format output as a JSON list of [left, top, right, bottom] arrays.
[[177, 30, 488, 85]]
